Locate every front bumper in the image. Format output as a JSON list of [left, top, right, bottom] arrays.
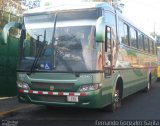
[[18, 89, 104, 108]]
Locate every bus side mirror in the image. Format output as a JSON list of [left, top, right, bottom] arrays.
[[95, 16, 105, 43], [1, 22, 22, 44]]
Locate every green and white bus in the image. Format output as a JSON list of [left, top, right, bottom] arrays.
[[4, 2, 157, 111], [157, 45, 160, 80]]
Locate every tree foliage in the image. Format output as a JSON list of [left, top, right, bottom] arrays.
[[0, 0, 23, 15]]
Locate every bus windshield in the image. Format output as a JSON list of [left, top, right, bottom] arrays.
[[17, 9, 102, 72]]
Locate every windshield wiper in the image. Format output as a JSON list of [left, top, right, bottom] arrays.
[[51, 14, 73, 72], [29, 30, 47, 74], [51, 14, 57, 70]]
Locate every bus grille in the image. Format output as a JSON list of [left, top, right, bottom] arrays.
[[29, 94, 66, 103], [30, 82, 74, 91]]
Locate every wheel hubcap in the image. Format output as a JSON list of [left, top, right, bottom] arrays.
[[148, 82, 150, 90]]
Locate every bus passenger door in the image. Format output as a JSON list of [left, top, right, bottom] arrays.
[[104, 26, 116, 76], [105, 26, 112, 67]]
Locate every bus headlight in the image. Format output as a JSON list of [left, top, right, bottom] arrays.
[[78, 83, 102, 92], [16, 81, 29, 89]]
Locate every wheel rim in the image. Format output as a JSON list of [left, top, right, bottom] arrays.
[[147, 80, 151, 91], [147, 82, 150, 90], [114, 89, 121, 108]]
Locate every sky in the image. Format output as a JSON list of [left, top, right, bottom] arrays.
[[121, 0, 160, 35], [39, 0, 160, 35]]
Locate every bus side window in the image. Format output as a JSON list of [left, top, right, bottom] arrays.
[[144, 36, 149, 52], [138, 33, 144, 51], [105, 26, 111, 66]]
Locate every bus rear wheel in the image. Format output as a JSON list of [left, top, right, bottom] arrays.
[[144, 75, 151, 92]]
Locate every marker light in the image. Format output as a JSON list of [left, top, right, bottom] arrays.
[[17, 73, 26, 81]]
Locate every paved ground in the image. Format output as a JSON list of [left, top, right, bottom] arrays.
[[0, 96, 34, 119]]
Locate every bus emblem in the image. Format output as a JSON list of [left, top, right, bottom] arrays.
[[50, 86, 54, 91]]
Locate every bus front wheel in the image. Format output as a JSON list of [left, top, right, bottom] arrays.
[[104, 87, 122, 112]]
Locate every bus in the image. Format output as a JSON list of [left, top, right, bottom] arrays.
[[3, 2, 157, 111], [157, 45, 160, 80]]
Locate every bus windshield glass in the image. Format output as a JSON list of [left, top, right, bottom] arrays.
[[17, 9, 102, 72]]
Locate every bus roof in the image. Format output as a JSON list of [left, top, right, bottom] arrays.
[[24, 2, 113, 15]]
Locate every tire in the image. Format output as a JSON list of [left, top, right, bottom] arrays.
[[144, 78, 151, 92], [104, 87, 122, 112]]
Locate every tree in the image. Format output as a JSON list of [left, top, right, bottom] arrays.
[[150, 32, 156, 38], [0, 0, 23, 15], [156, 35, 160, 44]]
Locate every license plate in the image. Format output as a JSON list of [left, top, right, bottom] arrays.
[[67, 96, 79, 102]]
